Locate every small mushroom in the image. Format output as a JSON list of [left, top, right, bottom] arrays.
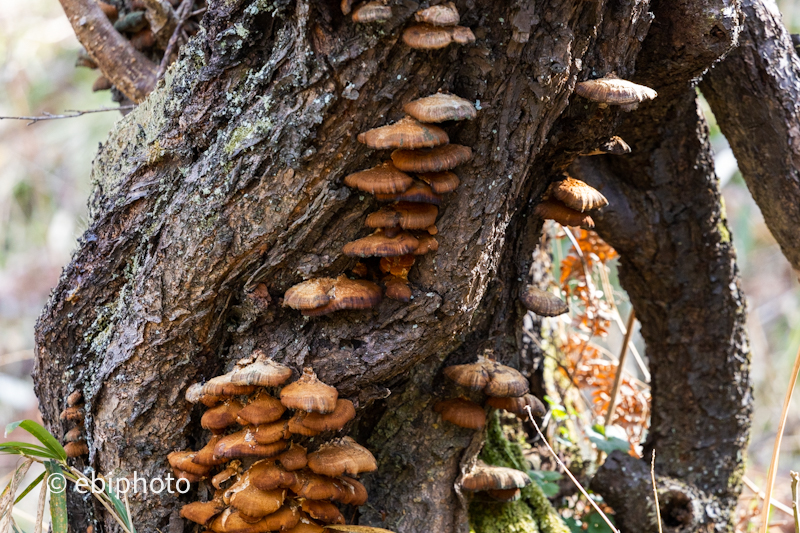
[[231, 352, 294, 387], [193, 435, 228, 466], [202, 399, 244, 433], [287, 276, 382, 316], [60, 406, 84, 422], [391, 144, 473, 173], [366, 202, 438, 230], [549, 177, 608, 212], [433, 398, 486, 430], [289, 471, 343, 500], [238, 393, 288, 426], [533, 199, 595, 228], [214, 429, 290, 459], [574, 77, 657, 108], [252, 420, 292, 444], [461, 461, 531, 491], [64, 427, 83, 442], [414, 2, 459, 26], [383, 275, 413, 302], [275, 443, 308, 471], [412, 234, 439, 255], [97, 1, 119, 21], [230, 485, 286, 520], [280, 368, 339, 413], [343, 162, 414, 194], [581, 136, 631, 156], [352, 1, 391, 22], [343, 230, 420, 258], [374, 181, 443, 205], [65, 441, 89, 457], [332, 477, 369, 506], [520, 285, 568, 317], [168, 451, 213, 477], [186, 382, 222, 406], [403, 93, 476, 123], [250, 460, 298, 491], [443, 355, 528, 397], [402, 24, 475, 49], [357, 116, 449, 150], [203, 374, 257, 397], [300, 500, 345, 524], [418, 171, 460, 194], [67, 390, 83, 407], [180, 499, 227, 526], [284, 278, 336, 311], [486, 393, 547, 418], [307, 436, 378, 477], [287, 515, 326, 533], [289, 411, 323, 437], [300, 399, 356, 432], [212, 460, 242, 489], [260, 504, 301, 531], [487, 488, 522, 501]]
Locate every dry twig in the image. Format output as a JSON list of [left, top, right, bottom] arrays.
[[0, 106, 135, 125]]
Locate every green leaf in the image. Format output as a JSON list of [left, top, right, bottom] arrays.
[[0, 441, 60, 459], [14, 472, 45, 504], [584, 512, 616, 533], [105, 482, 136, 533], [586, 426, 630, 455], [45, 461, 68, 533], [562, 516, 584, 533], [5, 421, 67, 462]]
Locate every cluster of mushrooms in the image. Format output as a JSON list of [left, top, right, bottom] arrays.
[[60, 390, 88, 457], [435, 355, 547, 501], [170, 351, 379, 533], [283, 90, 477, 314]]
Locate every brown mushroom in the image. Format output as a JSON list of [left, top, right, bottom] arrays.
[[250, 460, 298, 491], [67, 390, 83, 406], [300, 276, 382, 316], [487, 488, 522, 501], [275, 443, 308, 471], [418, 171, 460, 194], [486, 393, 546, 418], [366, 202, 438, 230], [333, 477, 369, 506], [280, 368, 339, 413], [574, 77, 657, 107], [357, 116, 448, 150], [214, 429, 290, 459], [284, 278, 336, 311], [64, 427, 83, 442], [252, 420, 292, 444], [461, 461, 531, 491], [403, 93, 475, 123], [414, 2, 459, 26], [60, 406, 84, 421], [288, 411, 323, 437], [412, 234, 439, 255], [392, 144, 472, 173], [65, 441, 89, 457], [384, 275, 413, 302], [402, 24, 475, 49], [300, 399, 356, 432], [533, 199, 595, 228], [343, 230, 420, 258], [210, 508, 273, 533], [231, 352, 294, 387], [168, 451, 213, 476], [194, 435, 229, 466], [374, 181, 443, 205], [286, 516, 326, 533], [203, 374, 257, 397], [443, 355, 528, 397], [202, 399, 245, 433], [343, 162, 413, 195], [260, 504, 301, 531], [520, 285, 569, 317], [433, 398, 486, 429], [549, 177, 608, 212], [212, 460, 242, 489], [174, 469, 205, 483], [97, 1, 119, 21], [300, 500, 345, 524], [181, 499, 227, 526], [352, 1, 391, 22], [307, 436, 378, 477], [186, 382, 223, 406], [289, 471, 343, 501], [230, 486, 286, 519], [238, 393, 287, 426]]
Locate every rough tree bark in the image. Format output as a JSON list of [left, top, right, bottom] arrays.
[[31, 0, 800, 532]]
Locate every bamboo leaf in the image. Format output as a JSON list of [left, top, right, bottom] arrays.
[[14, 471, 45, 504], [0, 458, 33, 531], [45, 461, 68, 533], [5, 420, 67, 462], [105, 483, 136, 533], [0, 442, 60, 459]]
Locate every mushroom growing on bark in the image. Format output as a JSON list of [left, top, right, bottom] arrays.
[[520, 285, 569, 317]]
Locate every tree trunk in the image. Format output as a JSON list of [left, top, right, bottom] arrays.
[[34, 0, 797, 531]]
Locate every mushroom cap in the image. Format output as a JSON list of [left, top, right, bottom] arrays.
[[324, 526, 395, 533], [194, 435, 229, 466], [293, 276, 382, 316], [414, 2, 459, 26], [352, 1, 392, 22], [230, 485, 286, 519], [231, 353, 294, 387], [307, 436, 378, 477], [64, 427, 83, 442], [549, 177, 608, 212], [280, 368, 339, 413], [60, 406, 84, 421], [365, 202, 439, 230], [284, 278, 336, 310], [412, 234, 439, 255], [275, 443, 308, 471], [433, 398, 486, 429], [238, 393, 288, 426], [300, 500, 345, 525], [403, 93, 476, 123], [340, 0, 355, 15], [444, 356, 528, 397], [186, 382, 223, 406], [67, 390, 83, 406], [374, 180, 443, 205], [520, 285, 569, 317], [461, 461, 532, 491], [300, 399, 356, 432], [418, 171, 460, 194], [334, 476, 369, 506], [384, 276, 412, 302], [174, 469, 205, 483], [379, 255, 415, 277], [574, 77, 657, 105], [261, 505, 301, 531], [533, 199, 595, 228], [212, 461, 242, 489], [343, 230, 420, 258], [65, 441, 89, 457], [402, 24, 474, 49], [168, 451, 213, 476], [203, 375, 257, 397], [289, 471, 343, 500], [289, 411, 323, 437], [287, 516, 326, 533], [343, 162, 414, 195], [202, 399, 244, 432], [599, 136, 631, 155], [214, 429, 290, 458], [487, 488, 522, 501], [486, 393, 546, 418], [252, 420, 291, 444], [181, 500, 227, 526], [451, 26, 476, 44], [443, 362, 490, 390], [391, 144, 473, 173], [357, 116, 448, 150], [250, 460, 298, 491]]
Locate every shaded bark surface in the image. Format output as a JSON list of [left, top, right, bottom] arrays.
[[31, 0, 791, 532]]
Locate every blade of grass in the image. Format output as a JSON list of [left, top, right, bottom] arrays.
[[105, 481, 136, 533], [14, 472, 45, 504], [5, 421, 67, 461], [0, 459, 33, 530], [0, 442, 61, 460], [759, 342, 800, 533], [33, 471, 48, 533], [45, 462, 68, 533]]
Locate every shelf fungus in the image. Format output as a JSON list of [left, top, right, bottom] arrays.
[[380, 255, 416, 302], [300, 399, 356, 432], [343, 162, 413, 195], [549, 177, 608, 212], [520, 285, 569, 317], [403, 92, 476, 123], [307, 437, 378, 477], [433, 398, 486, 430], [343, 230, 420, 258], [402, 24, 475, 50], [281, 368, 339, 414], [486, 393, 547, 418], [461, 461, 532, 493], [202, 400, 245, 433], [533, 199, 595, 229], [357, 116, 448, 150], [351, 1, 391, 23], [301, 500, 345, 524], [574, 77, 657, 110], [581, 136, 631, 156], [414, 2, 460, 27], [238, 392, 288, 426], [230, 351, 294, 388], [284, 275, 382, 316], [374, 180, 443, 205], [65, 441, 89, 458], [366, 202, 438, 230], [418, 170, 460, 194], [444, 355, 529, 397], [391, 144, 473, 173]]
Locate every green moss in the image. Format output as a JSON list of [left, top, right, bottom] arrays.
[[470, 413, 569, 533]]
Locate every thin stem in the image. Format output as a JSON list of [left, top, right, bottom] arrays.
[[33, 472, 48, 533], [743, 475, 794, 516], [603, 310, 636, 428], [651, 450, 663, 533], [0, 106, 135, 125], [790, 472, 799, 533], [66, 466, 134, 533], [759, 342, 800, 533], [524, 406, 619, 533], [157, 0, 195, 78]]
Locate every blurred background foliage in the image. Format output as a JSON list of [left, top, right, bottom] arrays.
[[0, 0, 799, 531]]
